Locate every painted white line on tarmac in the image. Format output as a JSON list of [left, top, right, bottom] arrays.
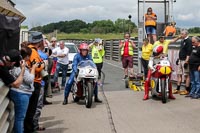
[[104, 61, 123, 70]]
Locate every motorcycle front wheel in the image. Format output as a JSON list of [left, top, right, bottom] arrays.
[[85, 82, 93, 108], [71, 83, 80, 102], [161, 79, 167, 103]]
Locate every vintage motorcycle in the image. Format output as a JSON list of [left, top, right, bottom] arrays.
[[71, 60, 99, 108], [150, 56, 172, 103]]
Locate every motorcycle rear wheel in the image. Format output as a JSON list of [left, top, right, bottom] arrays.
[[85, 82, 93, 108]]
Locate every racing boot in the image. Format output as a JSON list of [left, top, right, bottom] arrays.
[[143, 70, 152, 100], [143, 81, 149, 100], [62, 96, 68, 105], [168, 83, 176, 99]]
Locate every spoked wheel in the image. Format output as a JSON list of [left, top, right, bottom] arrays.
[[85, 82, 93, 108], [161, 79, 167, 104], [71, 83, 80, 102]]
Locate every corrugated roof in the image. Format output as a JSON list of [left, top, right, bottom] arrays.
[[0, 0, 26, 23]]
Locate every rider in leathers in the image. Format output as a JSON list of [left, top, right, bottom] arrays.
[[143, 45, 176, 100], [63, 43, 102, 105]]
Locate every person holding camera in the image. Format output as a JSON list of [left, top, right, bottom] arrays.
[[0, 49, 25, 88], [89, 38, 105, 85], [119, 33, 136, 80], [24, 31, 45, 132], [9, 47, 37, 133], [173, 30, 193, 95], [145, 7, 157, 43]]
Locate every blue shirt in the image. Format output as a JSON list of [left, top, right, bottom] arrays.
[[38, 50, 48, 60]]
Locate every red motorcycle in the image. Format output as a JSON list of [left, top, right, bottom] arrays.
[[144, 56, 175, 103]]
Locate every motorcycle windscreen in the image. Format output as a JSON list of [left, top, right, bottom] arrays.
[[78, 60, 96, 68]]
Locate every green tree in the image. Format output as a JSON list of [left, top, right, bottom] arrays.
[[90, 20, 115, 33], [114, 18, 137, 33]]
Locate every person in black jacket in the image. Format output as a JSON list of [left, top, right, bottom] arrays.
[[186, 36, 200, 98], [173, 30, 192, 95]]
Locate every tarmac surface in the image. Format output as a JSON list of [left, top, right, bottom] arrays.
[[40, 60, 200, 133]]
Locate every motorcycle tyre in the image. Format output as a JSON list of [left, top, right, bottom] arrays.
[[71, 83, 79, 102], [161, 79, 167, 104], [85, 82, 93, 108]]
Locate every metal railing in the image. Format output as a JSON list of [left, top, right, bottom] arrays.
[[62, 38, 139, 65], [0, 81, 14, 133], [62, 38, 183, 81]]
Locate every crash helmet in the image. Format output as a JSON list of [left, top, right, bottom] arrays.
[[153, 45, 163, 56], [79, 43, 89, 50]]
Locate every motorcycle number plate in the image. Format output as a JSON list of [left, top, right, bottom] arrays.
[[160, 60, 170, 66], [86, 69, 94, 75]]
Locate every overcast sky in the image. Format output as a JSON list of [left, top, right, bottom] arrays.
[[15, 0, 200, 28]]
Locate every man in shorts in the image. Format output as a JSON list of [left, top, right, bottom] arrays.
[[173, 30, 192, 95], [119, 33, 136, 79]]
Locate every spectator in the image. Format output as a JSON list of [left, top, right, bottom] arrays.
[[89, 38, 105, 84], [50, 37, 57, 50], [145, 7, 157, 43], [173, 30, 192, 95], [50, 37, 57, 75], [89, 38, 105, 103], [119, 33, 136, 80], [0, 49, 25, 88], [163, 22, 176, 37], [38, 39, 52, 105], [153, 34, 181, 56], [24, 31, 45, 133], [52, 41, 69, 90], [32, 39, 52, 131], [141, 38, 153, 78], [9, 47, 37, 133], [186, 36, 200, 98]]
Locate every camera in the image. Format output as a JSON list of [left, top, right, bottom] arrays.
[[44, 47, 48, 53]]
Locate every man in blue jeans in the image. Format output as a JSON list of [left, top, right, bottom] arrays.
[[63, 43, 102, 105], [52, 41, 69, 89], [187, 36, 200, 98]]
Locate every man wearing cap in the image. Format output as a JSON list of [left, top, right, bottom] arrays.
[[153, 35, 181, 56], [24, 31, 45, 132], [0, 49, 25, 88]]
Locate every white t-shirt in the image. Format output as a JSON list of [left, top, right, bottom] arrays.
[[53, 47, 69, 65]]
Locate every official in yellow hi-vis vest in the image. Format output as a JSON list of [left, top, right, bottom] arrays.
[[119, 33, 136, 79], [89, 38, 105, 81]]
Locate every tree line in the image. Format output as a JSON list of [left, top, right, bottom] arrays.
[[30, 19, 137, 34]]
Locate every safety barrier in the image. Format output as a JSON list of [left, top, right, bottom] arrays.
[[63, 38, 139, 65], [62, 38, 182, 81], [0, 81, 14, 133]]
